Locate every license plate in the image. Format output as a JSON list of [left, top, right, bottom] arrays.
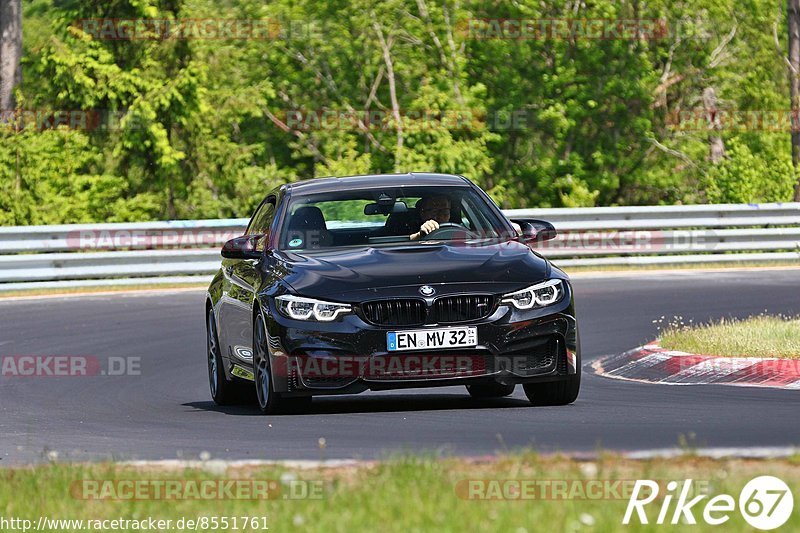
[[387, 327, 477, 352]]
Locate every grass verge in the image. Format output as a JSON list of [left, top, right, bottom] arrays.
[[0, 283, 207, 299], [2, 454, 800, 532], [562, 260, 800, 273], [659, 315, 800, 359]]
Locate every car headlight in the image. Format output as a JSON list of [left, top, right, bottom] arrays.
[[275, 294, 352, 321], [501, 279, 564, 310]]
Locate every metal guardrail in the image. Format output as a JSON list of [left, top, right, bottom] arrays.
[[0, 203, 798, 289], [0, 218, 246, 254], [504, 203, 800, 230]]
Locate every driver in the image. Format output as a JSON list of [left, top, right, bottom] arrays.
[[410, 195, 452, 240]]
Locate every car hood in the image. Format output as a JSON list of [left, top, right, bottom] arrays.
[[272, 240, 554, 301]]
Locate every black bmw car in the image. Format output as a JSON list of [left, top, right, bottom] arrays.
[[206, 173, 580, 413]]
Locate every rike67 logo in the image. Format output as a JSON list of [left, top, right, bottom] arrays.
[[623, 476, 794, 530]]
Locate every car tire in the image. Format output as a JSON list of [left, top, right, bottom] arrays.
[[466, 382, 515, 398], [253, 308, 311, 415], [207, 308, 251, 405], [523, 372, 580, 406]]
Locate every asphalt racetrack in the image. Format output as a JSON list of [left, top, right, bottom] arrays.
[[2, 269, 799, 464]]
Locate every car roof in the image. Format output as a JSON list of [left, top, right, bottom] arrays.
[[283, 173, 471, 195]]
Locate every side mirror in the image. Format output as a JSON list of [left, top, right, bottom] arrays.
[[510, 219, 557, 243], [221, 234, 264, 259]]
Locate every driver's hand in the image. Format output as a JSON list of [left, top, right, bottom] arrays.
[[420, 219, 439, 236], [410, 220, 439, 241]]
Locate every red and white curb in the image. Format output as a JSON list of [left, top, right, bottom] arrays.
[[592, 343, 800, 390]]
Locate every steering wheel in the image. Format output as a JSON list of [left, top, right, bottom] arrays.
[[420, 222, 478, 240]]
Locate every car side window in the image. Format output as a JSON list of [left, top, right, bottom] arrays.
[[247, 196, 277, 235]]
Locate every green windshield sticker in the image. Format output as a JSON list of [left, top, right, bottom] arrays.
[[289, 238, 303, 247]]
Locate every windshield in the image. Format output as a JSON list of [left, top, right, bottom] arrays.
[[279, 186, 510, 251]]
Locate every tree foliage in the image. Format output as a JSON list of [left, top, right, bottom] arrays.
[[1, 0, 796, 224]]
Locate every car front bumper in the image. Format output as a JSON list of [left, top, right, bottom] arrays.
[[254, 288, 579, 396]]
